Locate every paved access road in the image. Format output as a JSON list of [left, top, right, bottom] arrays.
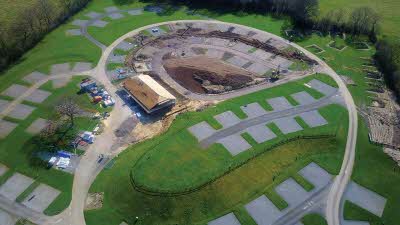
[[0, 19, 357, 225]]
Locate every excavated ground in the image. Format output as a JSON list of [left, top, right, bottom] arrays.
[[163, 56, 255, 94]]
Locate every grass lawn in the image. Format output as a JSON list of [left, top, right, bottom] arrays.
[[85, 73, 348, 225], [0, 76, 106, 215], [301, 213, 328, 225], [318, 0, 400, 37]]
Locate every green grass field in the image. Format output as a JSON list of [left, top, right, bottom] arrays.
[[319, 0, 400, 37], [86, 73, 349, 224], [0, 76, 105, 215]]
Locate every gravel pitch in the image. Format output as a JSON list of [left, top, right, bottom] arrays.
[[23, 71, 47, 84], [7, 104, 35, 120], [85, 11, 102, 19], [240, 102, 267, 118], [26, 118, 48, 134], [116, 41, 134, 51], [208, 213, 241, 225], [217, 134, 251, 156], [0, 120, 18, 138], [214, 111, 241, 128], [299, 110, 328, 128], [291, 91, 316, 105], [25, 89, 51, 103], [0, 173, 34, 201], [66, 29, 82, 36], [307, 79, 337, 96], [72, 19, 88, 26], [245, 195, 283, 225], [108, 54, 126, 63], [299, 162, 332, 189], [0, 209, 17, 225], [1, 84, 28, 99], [50, 63, 70, 75], [188, 121, 217, 141], [245, 124, 276, 143], [109, 12, 124, 20], [267, 97, 293, 111], [275, 178, 309, 207], [344, 181, 387, 217], [226, 55, 249, 68], [72, 62, 92, 73], [272, 117, 303, 134], [0, 99, 10, 112], [22, 184, 61, 212], [90, 20, 108, 28], [247, 62, 271, 75]]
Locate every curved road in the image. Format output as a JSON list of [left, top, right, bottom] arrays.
[[0, 19, 356, 225]]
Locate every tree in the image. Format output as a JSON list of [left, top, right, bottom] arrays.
[[56, 97, 82, 127], [288, 0, 319, 28], [349, 7, 380, 37]]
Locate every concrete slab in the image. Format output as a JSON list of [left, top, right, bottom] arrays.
[[217, 134, 251, 156], [299, 162, 332, 189], [1, 84, 28, 99], [275, 178, 309, 206], [0, 209, 18, 225], [25, 89, 51, 103], [0, 164, 8, 176], [206, 49, 224, 59], [108, 12, 124, 20], [108, 54, 126, 63], [267, 97, 293, 111], [0, 120, 18, 138], [247, 62, 271, 75], [252, 49, 273, 60], [231, 42, 253, 53], [0, 173, 35, 201], [116, 41, 134, 51], [128, 9, 143, 15], [90, 20, 108, 28], [245, 124, 276, 143], [23, 72, 47, 84], [307, 79, 337, 96], [104, 6, 119, 13], [50, 63, 70, 75], [342, 221, 370, 225], [240, 102, 267, 118], [232, 27, 249, 36], [85, 11, 102, 19], [272, 117, 303, 134], [299, 110, 328, 128], [291, 91, 317, 105], [188, 121, 217, 141], [206, 38, 230, 47], [72, 62, 92, 73], [344, 181, 387, 217], [271, 56, 292, 69], [26, 118, 48, 134], [22, 184, 60, 212], [226, 55, 249, 68], [66, 29, 82, 36], [215, 23, 230, 32], [8, 104, 35, 120], [208, 213, 241, 225], [0, 99, 10, 112], [214, 111, 241, 128], [245, 195, 283, 225], [72, 19, 88, 26], [52, 77, 71, 88], [253, 33, 271, 43]]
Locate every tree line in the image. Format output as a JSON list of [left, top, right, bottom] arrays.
[[0, 0, 90, 72]]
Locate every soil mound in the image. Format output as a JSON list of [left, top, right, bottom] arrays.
[[163, 56, 254, 94]]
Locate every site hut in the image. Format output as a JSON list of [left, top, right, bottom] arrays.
[[122, 74, 176, 114]]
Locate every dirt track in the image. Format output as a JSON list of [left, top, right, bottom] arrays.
[[163, 56, 254, 94]]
